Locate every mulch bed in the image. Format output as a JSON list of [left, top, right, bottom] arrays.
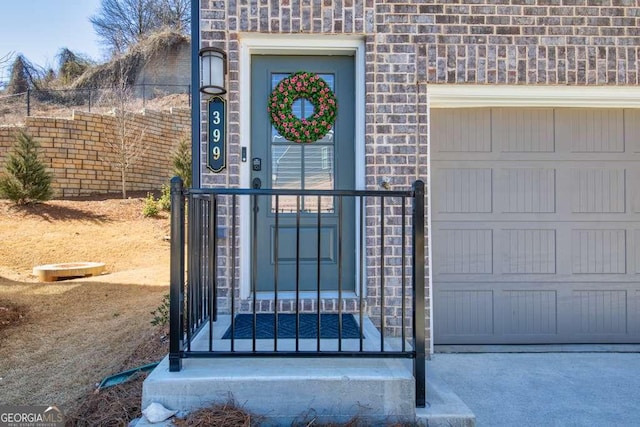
[[64, 325, 264, 427], [174, 401, 261, 427], [64, 326, 170, 426]]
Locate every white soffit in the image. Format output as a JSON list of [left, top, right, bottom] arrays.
[[238, 33, 361, 55], [427, 85, 640, 108]]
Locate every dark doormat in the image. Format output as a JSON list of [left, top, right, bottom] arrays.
[[222, 313, 362, 339]]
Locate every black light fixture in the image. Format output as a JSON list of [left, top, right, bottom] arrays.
[[199, 47, 227, 95]]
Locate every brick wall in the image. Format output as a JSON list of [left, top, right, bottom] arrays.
[[419, 0, 640, 84], [0, 108, 190, 197], [199, 0, 640, 347]]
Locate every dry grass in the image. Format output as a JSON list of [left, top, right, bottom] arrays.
[[0, 196, 170, 409], [0, 298, 26, 333], [0, 279, 167, 407], [0, 91, 189, 126], [0, 195, 170, 282]]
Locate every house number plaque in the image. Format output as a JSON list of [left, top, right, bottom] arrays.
[[207, 96, 226, 173]]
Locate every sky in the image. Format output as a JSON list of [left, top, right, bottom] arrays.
[[0, 0, 103, 83]]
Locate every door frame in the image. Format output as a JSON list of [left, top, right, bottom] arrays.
[[237, 34, 366, 299]]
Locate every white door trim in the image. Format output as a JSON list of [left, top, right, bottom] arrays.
[[238, 34, 366, 299], [428, 84, 640, 108]]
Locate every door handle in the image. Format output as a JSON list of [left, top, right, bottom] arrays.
[[252, 177, 262, 189]]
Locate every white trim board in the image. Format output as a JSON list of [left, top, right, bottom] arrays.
[[237, 34, 366, 299], [427, 84, 640, 108]]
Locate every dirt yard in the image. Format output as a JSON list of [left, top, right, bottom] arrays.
[[0, 195, 170, 410]]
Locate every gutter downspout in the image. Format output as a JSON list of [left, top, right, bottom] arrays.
[[191, 0, 201, 188]]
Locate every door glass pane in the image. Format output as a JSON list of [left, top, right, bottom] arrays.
[[271, 145, 301, 213], [303, 146, 334, 212]]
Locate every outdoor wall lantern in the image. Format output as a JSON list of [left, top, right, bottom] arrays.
[[199, 47, 227, 95]]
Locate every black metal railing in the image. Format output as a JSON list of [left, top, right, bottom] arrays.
[[168, 177, 426, 407]]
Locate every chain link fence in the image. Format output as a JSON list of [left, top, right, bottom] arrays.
[[0, 84, 191, 125]]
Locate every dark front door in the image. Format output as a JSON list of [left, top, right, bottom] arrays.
[[251, 55, 355, 292]]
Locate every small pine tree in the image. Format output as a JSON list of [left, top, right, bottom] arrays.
[[142, 192, 159, 217], [172, 134, 192, 188], [0, 131, 53, 205], [158, 183, 171, 211]]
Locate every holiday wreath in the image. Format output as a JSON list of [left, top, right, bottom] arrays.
[[268, 71, 338, 143]]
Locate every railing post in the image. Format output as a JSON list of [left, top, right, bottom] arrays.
[[169, 176, 185, 372], [412, 180, 426, 407]]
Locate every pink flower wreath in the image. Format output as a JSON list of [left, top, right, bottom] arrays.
[[267, 71, 338, 143]]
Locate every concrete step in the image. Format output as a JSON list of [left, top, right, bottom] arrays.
[[139, 315, 475, 426], [142, 356, 416, 425], [419, 369, 476, 427]]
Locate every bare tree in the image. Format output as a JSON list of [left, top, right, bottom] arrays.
[[155, 0, 191, 32], [91, 0, 158, 54], [102, 61, 147, 198], [0, 51, 13, 67], [91, 0, 190, 54], [0, 52, 13, 90]]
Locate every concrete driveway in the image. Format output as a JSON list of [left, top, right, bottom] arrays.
[[427, 351, 640, 427]]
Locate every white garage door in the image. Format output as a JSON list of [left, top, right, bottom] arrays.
[[432, 108, 640, 344]]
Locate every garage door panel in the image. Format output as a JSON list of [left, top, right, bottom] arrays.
[[435, 282, 639, 344], [433, 107, 640, 344], [434, 289, 494, 338], [493, 108, 555, 153], [435, 229, 493, 275], [502, 290, 558, 335], [502, 229, 556, 274], [633, 230, 640, 274], [571, 168, 626, 213], [625, 110, 640, 153], [571, 229, 626, 274], [630, 170, 640, 213], [501, 168, 556, 213], [633, 291, 640, 335], [435, 168, 492, 213], [573, 290, 628, 335], [431, 108, 491, 153], [557, 109, 624, 153]]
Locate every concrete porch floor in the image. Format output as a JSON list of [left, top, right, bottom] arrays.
[[138, 315, 475, 426]]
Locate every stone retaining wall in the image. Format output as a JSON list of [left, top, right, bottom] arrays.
[[0, 108, 190, 198]]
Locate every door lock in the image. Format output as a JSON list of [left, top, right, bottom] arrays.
[[252, 177, 262, 189], [252, 157, 262, 171]]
